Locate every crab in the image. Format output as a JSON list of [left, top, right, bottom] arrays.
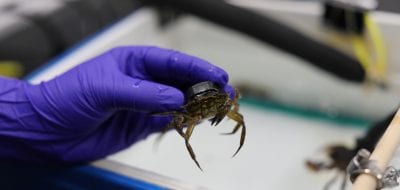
[[306, 145, 355, 190], [157, 81, 246, 170]]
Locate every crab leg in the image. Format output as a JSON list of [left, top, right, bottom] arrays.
[[221, 122, 241, 135], [220, 97, 241, 135], [210, 93, 234, 126], [232, 88, 240, 113], [173, 115, 186, 138], [215, 89, 240, 127], [210, 105, 230, 126], [184, 115, 203, 171], [322, 172, 341, 190], [161, 115, 185, 137], [226, 111, 246, 157]]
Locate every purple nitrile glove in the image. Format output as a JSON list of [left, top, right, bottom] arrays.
[[0, 46, 234, 164]]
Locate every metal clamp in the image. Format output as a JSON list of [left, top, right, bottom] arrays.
[[346, 149, 400, 189]]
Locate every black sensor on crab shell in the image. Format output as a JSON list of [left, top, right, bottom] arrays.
[[185, 81, 220, 100]]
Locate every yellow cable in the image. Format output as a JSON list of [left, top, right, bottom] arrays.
[[325, 11, 387, 87], [349, 13, 388, 87], [0, 61, 23, 77], [351, 35, 372, 72], [343, 8, 373, 83], [364, 13, 387, 80]]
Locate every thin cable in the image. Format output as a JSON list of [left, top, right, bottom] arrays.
[[346, 10, 373, 82], [351, 35, 372, 71], [364, 13, 387, 82]]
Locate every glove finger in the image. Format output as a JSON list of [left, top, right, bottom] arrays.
[[140, 47, 229, 87], [145, 47, 228, 86], [223, 85, 236, 100], [110, 76, 184, 113]]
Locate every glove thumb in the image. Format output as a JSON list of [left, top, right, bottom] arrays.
[[108, 76, 184, 113]]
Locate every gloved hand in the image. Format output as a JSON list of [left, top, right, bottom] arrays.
[[0, 46, 234, 163]]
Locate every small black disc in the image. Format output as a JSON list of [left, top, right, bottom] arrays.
[[186, 81, 219, 99]]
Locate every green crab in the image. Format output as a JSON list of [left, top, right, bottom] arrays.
[[157, 81, 246, 170]]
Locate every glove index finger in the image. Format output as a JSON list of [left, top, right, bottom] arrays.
[[111, 77, 185, 113], [223, 85, 236, 100], [143, 47, 229, 87]]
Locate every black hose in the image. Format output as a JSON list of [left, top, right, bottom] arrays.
[[143, 0, 366, 82], [355, 112, 395, 152]]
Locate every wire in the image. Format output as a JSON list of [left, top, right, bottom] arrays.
[[364, 13, 387, 82], [351, 34, 372, 71], [348, 12, 387, 87]]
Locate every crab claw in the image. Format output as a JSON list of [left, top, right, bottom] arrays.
[[210, 115, 226, 126]]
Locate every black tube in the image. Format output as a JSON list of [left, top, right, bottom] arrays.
[[334, 112, 395, 168], [143, 0, 366, 82], [355, 112, 395, 152]]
